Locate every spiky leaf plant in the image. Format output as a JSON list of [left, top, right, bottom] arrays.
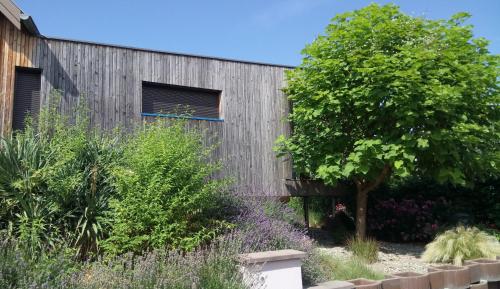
[[422, 226, 500, 265]]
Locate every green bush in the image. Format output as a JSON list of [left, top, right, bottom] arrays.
[[346, 237, 379, 263], [0, 126, 58, 256], [0, 98, 121, 260], [102, 120, 231, 254], [42, 106, 121, 259], [422, 226, 500, 265]]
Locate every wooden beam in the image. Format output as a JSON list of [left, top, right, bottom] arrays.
[[285, 179, 348, 197], [303, 196, 309, 231]]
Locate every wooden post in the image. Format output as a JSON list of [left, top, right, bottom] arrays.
[[303, 196, 309, 231], [331, 197, 336, 218]]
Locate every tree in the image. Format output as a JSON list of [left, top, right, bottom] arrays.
[[276, 4, 499, 239]]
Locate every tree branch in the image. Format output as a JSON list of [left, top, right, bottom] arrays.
[[368, 164, 391, 192], [356, 164, 392, 193]]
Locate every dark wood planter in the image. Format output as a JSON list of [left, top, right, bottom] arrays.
[[384, 272, 430, 289], [466, 258, 500, 281], [345, 279, 382, 289], [428, 265, 470, 289]]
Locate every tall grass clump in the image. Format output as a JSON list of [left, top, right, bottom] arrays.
[[422, 226, 500, 265], [346, 237, 379, 263], [306, 252, 383, 281]]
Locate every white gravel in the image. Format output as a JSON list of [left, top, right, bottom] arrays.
[[318, 241, 433, 275]]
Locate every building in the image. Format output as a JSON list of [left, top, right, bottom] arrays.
[[0, 0, 340, 198]]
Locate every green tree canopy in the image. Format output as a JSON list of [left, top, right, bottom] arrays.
[[276, 4, 499, 238]]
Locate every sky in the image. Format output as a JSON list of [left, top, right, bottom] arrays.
[[15, 0, 500, 66]]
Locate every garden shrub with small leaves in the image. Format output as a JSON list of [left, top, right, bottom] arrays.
[[102, 120, 231, 254]]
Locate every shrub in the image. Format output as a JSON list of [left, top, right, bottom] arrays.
[[102, 120, 231, 254], [477, 225, 500, 242], [0, 126, 59, 256], [43, 116, 121, 259], [346, 237, 379, 263], [229, 195, 328, 285], [370, 177, 500, 228], [422, 226, 500, 266], [0, 99, 122, 260], [368, 198, 447, 242]]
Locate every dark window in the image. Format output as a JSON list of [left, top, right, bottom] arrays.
[[12, 68, 41, 130], [142, 82, 221, 120]]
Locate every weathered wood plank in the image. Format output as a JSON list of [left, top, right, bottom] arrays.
[[0, 26, 296, 196]]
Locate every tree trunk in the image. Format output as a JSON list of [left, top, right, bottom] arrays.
[[355, 188, 368, 239], [353, 165, 392, 240]]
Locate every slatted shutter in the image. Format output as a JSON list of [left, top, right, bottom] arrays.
[[142, 82, 220, 119], [12, 68, 41, 130]]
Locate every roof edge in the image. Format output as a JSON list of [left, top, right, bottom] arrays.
[[20, 13, 40, 35], [43, 35, 296, 69]]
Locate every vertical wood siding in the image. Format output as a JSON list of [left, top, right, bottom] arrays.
[[0, 15, 37, 135], [0, 15, 293, 196]]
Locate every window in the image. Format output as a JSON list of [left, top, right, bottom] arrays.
[[142, 82, 222, 121], [12, 67, 41, 130]]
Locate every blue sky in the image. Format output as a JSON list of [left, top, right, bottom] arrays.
[[15, 0, 500, 66]]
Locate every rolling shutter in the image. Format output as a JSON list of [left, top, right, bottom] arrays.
[[12, 68, 41, 131], [142, 82, 220, 119]]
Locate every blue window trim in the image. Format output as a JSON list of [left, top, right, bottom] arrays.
[[141, 112, 224, 122]]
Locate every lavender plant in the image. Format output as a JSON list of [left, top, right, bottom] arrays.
[[227, 194, 333, 285], [0, 236, 249, 289]]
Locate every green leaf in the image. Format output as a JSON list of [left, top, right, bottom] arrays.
[[417, 138, 429, 148]]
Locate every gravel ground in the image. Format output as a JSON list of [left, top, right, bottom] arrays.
[[319, 241, 433, 274]]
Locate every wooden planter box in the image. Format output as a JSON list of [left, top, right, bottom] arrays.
[[464, 261, 483, 283], [466, 258, 500, 282], [428, 265, 470, 289], [427, 270, 445, 289], [344, 279, 382, 289], [470, 281, 489, 289], [383, 272, 430, 289]]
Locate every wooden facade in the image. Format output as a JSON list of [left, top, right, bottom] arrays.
[[0, 2, 346, 197], [0, 10, 301, 196]]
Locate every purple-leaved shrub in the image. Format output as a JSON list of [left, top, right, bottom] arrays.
[[368, 198, 448, 242]]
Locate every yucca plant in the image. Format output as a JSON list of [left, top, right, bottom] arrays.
[[0, 127, 58, 255], [422, 225, 500, 265], [43, 104, 121, 260], [346, 237, 379, 263]]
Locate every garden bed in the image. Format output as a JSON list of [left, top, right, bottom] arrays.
[[319, 242, 433, 274]]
